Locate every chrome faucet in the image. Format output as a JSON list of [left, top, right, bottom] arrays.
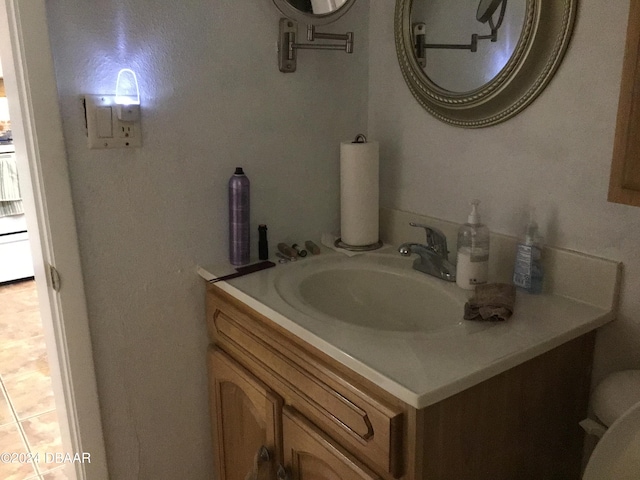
[[398, 222, 456, 282]]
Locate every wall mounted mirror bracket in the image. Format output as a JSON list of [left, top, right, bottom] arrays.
[[278, 18, 353, 73]]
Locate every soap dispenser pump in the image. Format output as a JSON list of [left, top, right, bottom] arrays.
[[456, 200, 490, 290]]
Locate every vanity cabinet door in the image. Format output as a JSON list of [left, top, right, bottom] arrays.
[[281, 406, 382, 480], [207, 289, 405, 477], [208, 346, 282, 480]]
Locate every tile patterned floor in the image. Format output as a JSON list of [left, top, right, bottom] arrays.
[[0, 280, 69, 480]]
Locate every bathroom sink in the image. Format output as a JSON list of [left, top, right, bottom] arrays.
[[275, 253, 477, 334]]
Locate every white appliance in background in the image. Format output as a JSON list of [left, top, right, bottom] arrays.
[[0, 145, 34, 283]]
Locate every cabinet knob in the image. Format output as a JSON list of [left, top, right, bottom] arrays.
[[246, 445, 271, 480], [256, 445, 270, 464], [276, 465, 290, 480]]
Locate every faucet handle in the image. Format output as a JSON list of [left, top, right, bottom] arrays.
[[409, 222, 448, 258]]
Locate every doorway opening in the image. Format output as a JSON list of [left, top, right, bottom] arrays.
[[0, 43, 65, 479], [0, 1, 108, 479]]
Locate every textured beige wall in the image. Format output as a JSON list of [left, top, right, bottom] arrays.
[[45, 1, 369, 478]]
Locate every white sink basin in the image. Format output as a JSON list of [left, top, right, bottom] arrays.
[[275, 253, 480, 334]]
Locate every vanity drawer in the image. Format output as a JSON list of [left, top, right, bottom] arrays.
[[207, 287, 405, 478]]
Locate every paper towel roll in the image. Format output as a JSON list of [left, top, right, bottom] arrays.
[[340, 140, 379, 246]]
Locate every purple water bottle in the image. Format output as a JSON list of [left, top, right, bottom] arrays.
[[228, 167, 250, 265]]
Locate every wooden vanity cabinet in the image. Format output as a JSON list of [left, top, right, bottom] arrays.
[[208, 347, 282, 480], [206, 285, 595, 480], [208, 347, 379, 480], [282, 406, 382, 479]]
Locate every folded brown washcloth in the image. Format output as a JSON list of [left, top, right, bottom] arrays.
[[464, 283, 516, 322]]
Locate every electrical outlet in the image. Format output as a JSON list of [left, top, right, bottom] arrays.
[[117, 124, 135, 139], [84, 95, 142, 149]]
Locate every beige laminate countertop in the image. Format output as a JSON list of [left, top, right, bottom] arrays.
[[199, 246, 618, 409]]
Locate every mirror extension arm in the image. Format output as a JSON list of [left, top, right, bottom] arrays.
[[278, 18, 354, 73], [412, 1, 507, 67]]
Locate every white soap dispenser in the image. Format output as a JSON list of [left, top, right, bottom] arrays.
[[456, 200, 490, 290]]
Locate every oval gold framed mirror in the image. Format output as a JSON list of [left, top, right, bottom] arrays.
[[395, 0, 578, 128]]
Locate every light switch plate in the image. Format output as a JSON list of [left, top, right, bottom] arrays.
[[84, 94, 142, 149]]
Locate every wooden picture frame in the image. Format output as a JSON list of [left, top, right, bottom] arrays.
[[608, 0, 640, 207]]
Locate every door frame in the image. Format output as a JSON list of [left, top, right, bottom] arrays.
[[0, 1, 108, 478]]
